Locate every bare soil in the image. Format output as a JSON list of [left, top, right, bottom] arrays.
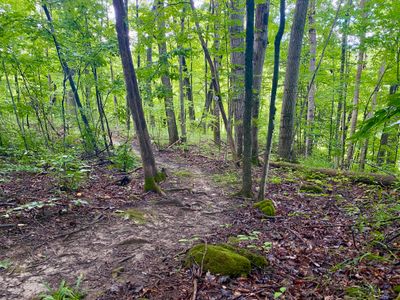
[[1, 145, 399, 299]]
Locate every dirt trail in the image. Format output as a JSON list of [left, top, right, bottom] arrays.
[[0, 149, 235, 299]]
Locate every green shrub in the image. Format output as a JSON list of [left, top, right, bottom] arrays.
[[111, 144, 139, 172]]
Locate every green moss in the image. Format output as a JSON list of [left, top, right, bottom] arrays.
[[173, 169, 193, 178], [185, 244, 251, 277], [299, 183, 324, 194], [220, 244, 268, 268], [269, 176, 282, 184], [254, 199, 276, 216], [305, 171, 328, 180], [144, 176, 163, 194], [154, 171, 166, 183]]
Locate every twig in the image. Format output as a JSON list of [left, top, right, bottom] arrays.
[[351, 227, 360, 251], [0, 224, 17, 229], [191, 278, 198, 300], [286, 227, 307, 244]]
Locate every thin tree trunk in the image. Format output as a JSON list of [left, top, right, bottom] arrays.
[[146, 45, 156, 127], [155, 0, 179, 145], [179, 16, 187, 143], [251, 0, 270, 163], [242, 0, 255, 197], [2, 61, 28, 150], [113, 0, 163, 193], [258, 0, 286, 201], [278, 0, 309, 161], [212, 0, 221, 147], [190, 0, 237, 160], [182, 56, 195, 121], [346, 0, 367, 169], [334, 0, 352, 168], [359, 62, 385, 170], [305, 0, 316, 156], [229, 0, 245, 157], [42, 4, 97, 152]]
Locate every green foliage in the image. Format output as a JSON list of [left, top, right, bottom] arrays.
[[212, 172, 240, 186], [269, 176, 282, 184], [354, 93, 400, 139], [39, 276, 85, 300], [274, 287, 287, 299], [344, 285, 380, 300], [42, 154, 91, 191], [0, 259, 12, 270], [110, 144, 139, 172]]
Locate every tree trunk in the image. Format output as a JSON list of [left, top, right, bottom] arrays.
[[258, 0, 286, 201], [359, 62, 385, 170], [182, 56, 195, 121], [278, 0, 309, 161], [377, 84, 398, 165], [42, 4, 97, 153], [2, 61, 28, 150], [113, 0, 162, 193], [229, 0, 245, 157], [305, 0, 316, 156], [155, 0, 179, 145], [251, 0, 270, 163], [242, 0, 255, 197], [190, 0, 237, 160], [334, 0, 352, 168], [146, 46, 156, 127], [345, 0, 367, 169], [179, 16, 187, 143]]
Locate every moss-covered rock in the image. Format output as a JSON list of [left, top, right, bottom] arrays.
[[254, 199, 276, 216], [185, 244, 251, 277], [299, 183, 324, 194], [220, 244, 268, 268]]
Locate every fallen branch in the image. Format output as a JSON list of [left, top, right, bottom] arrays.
[[268, 161, 397, 186]]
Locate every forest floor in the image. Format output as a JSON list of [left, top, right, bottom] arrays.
[[0, 143, 399, 299]]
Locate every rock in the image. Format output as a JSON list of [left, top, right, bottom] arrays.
[[299, 183, 324, 194], [220, 244, 268, 268], [185, 244, 251, 277], [185, 244, 268, 277], [254, 199, 276, 217]]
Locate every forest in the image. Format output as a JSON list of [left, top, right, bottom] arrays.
[[0, 0, 399, 299]]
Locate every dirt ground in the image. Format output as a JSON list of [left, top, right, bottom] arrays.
[[0, 145, 399, 299]]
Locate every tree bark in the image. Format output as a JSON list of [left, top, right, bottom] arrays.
[[278, 0, 309, 161], [42, 4, 97, 153], [182, 56, 195, 121], [305, 0, 316, 156], [179, 17, 187, 143], [359, 62, 385, 170], [334, 0, 352, 168], [258, 0, 286, 201], [190, 0, 237, 160], [113, 0, 162, 193], [155, 0, 179, 145], [251, 0, 270, 163], [242, 0, 255, 197], [346, 0, 367, 169], [229, 0, 245, 157]]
